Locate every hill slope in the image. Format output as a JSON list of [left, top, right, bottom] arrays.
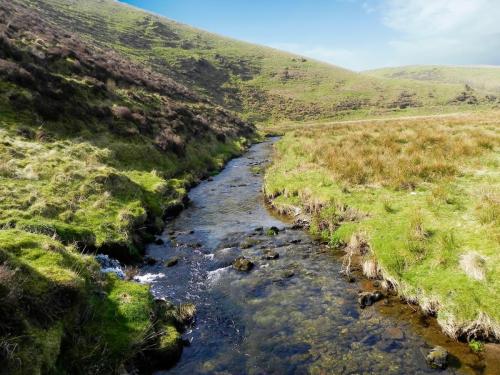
[[0, 1, 253, 373], [366, 65, 500, 97], [21, 0, 485, 123]]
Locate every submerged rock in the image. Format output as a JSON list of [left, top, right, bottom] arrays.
[[262, 249, 279, 260], [155, 238, 164, 245], [426, 346, 448, 369], [232, 256, 254, 272], [358, 291, 384, 308], [165, 257, 179, 267], [266, 226, 280, 236], [383, 327, 404, 340], [281, 269, 295, 278], [240, 237, 260, 249], [144, 256, 157, 265]]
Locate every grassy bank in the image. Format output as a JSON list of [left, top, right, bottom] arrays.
[[0, 1, 255, 373], [0, 117, 250, 374], [264, 112, 500, 341]]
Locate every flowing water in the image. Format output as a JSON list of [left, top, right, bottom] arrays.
[[138, 139, 497, 375]]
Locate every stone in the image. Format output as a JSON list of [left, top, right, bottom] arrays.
[[358, 291, 384, 308], [232, 256, 254, 272], [155, 238, 164, 245], [240, 237, 260, 249], [383, 327, 404, 340], [426, 346, 448, 369], [266, 226, 280, 236], [282, 270, 295, 278], [144, 256, 157, 265], [165, 257, 179, 267], [262, 249, 279, 260]]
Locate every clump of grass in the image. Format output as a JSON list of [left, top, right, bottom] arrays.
[[476, 189, 500, 225], [459, 252, 487, 281], [468, 339, 484, 353]]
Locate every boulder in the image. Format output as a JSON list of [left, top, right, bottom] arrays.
[[358, 291, 384, 308], [426, 346, 448, 369], [232, 256, 254, 272], [165, 257, 179, 267], [262, 249, 279, 260]]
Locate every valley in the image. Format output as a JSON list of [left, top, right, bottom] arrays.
[[0, 0, 498, 374]]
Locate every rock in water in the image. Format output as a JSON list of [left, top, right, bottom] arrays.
[[281, 269, 295, 278], [266, 226, 280, 236], [262, 249, 279, 260], [358, 291, 384, 308], [165, 257, 179, 267], [232, 256, 254, 272], [426, 346, 448, 369]]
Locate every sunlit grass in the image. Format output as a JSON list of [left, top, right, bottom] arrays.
[[265, 112, 500, 339]]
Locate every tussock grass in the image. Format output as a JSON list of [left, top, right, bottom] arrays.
[[289, 115, 498, 189], [265, 112, 500, 340]]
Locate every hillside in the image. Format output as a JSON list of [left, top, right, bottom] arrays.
[[0, 1, 254, 373], [366, 65, 500, 98], [20, 0, 489, 123]]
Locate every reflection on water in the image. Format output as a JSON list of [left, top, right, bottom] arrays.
[[137, 139, 492, 374]]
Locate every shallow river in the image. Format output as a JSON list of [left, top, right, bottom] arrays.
[[139, 139, 495, 374]]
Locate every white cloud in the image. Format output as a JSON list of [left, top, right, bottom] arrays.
[[269, 0, 500, 70], [382, 0, 489, 35], [268, 43, 368, 71], [377, 0, 500, 67]]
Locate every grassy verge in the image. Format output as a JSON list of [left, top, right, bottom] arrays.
[[0, 119, 251, 374], [264, 112, 500, 341]]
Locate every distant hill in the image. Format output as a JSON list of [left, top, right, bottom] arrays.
[[22, 0, 481, 123], [366, 65, 500, 97]]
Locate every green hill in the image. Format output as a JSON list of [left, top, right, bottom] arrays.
[[22, 0, 486, 123], [366, 65, 500, 97]]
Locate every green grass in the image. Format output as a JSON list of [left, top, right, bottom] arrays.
[[264, 112, 500, 340], [0, 229, 161, 374], [22, 0, 492, 124], [0, 228, 185, 374], [0, 126, 246, 257], [366, 65, 500, 95]]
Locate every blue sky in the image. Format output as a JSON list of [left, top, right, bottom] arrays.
[[119, 0, 500, 71]]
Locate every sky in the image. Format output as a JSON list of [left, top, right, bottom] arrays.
[[119, 0, 500, 71]]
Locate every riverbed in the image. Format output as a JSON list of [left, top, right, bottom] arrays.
[[138, 139, 495, 374]]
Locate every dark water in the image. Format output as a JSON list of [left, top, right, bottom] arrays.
[[138, 139, 493, 374]]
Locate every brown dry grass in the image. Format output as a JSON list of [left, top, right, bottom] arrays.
[[292, 115, 500, 189]]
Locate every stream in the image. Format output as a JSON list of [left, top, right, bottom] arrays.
[[137, 139, 495, 374]]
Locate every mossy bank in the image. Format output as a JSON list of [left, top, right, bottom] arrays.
[[0, 1, 255, 373]]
